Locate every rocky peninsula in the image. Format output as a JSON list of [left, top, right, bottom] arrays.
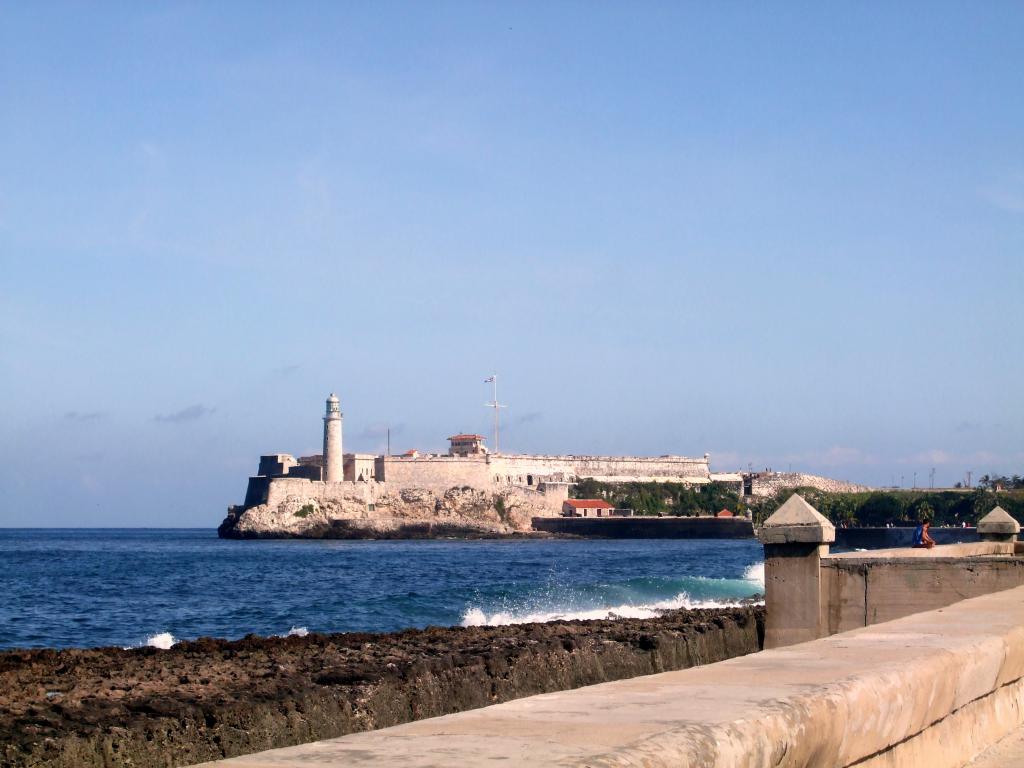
[[219, 486, 548, 539], [1, 606, 763, 768]]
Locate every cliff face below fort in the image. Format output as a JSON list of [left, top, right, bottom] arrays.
[[1, 607, 763, 768], [219, 486, 547, 539]]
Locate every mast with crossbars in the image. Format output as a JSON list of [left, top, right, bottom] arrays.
[[483, 375, 506, 454]]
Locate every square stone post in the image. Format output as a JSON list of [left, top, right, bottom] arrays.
[[977, 506, 1020, 543], [757, 494, 835, 649]]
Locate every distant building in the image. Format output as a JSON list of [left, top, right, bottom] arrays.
[[715, 509, 734, 518], [448, 434, 489, 457], [562, 499, 614, 517], [258, 454, 297, 477], [344, 453, 377, 482], [290, 454, 324, 481]]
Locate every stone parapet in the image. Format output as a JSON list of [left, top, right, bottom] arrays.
[[757, 493, 836, 544], [978, 506, 1021, 542]]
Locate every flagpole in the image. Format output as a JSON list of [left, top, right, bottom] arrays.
[[484, 375, 504, 455]]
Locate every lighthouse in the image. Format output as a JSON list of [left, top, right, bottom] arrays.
[[323, 393, 343, 482]]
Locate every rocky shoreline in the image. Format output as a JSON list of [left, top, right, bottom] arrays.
[[218, 485, 551, 540], [2, 607, 763, 768]]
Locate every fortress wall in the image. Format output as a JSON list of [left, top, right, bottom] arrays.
[[379, 457, 492, 489], [378, 455, 710, 490], [507, 484, 566, 515], [491, 454, 711, 484], [750, 471, 872, 497]]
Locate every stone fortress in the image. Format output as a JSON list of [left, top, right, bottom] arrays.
[[221, 392, 870, 538]]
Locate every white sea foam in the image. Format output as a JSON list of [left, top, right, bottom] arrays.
[[286, 626, 309, 637], [743, 561, 765, 588], [460, 591, 761, 627], [145, 632, 177, 649]]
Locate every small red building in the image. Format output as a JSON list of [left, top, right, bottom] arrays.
[[715, 509, 734, 518], [562, 499, 615, 518]]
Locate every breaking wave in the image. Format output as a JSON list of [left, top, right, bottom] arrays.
[[461, 566, 765, 627], [743, 561, 765, 587], [130, 626, 309, 649], [144, 632, 177, 649]]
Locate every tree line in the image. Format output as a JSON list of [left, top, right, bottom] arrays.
[[746, 487, 1024, 528], [569, 478, 1024, 528], [571, 479, 742, 517]]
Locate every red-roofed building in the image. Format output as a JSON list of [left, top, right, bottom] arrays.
[[562, 499, 615, 518], [715, 509, 734, 518], [448, 434, 489, 457]]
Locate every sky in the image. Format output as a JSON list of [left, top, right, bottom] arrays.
[[1, 2, 1022, 527]]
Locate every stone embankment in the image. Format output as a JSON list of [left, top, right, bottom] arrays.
[[219, 486, 547, 539], [532, 516, 754, 539], [1, 607, 763, 768]]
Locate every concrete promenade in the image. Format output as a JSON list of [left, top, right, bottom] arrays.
[[201, 583, 1024, 768]]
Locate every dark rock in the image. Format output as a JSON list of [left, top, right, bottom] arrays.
[[0, 607, 764, 768]]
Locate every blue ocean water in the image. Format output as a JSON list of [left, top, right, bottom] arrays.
[[0, 530, 764, 650]]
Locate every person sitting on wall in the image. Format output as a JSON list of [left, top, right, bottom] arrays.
[[913, 520, 936, 549]]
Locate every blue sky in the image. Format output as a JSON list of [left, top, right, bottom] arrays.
[[1, 2, 1022, 526]]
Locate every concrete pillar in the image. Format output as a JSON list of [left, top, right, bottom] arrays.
[[323, 393, 343, 483], [758, 494, 835, 649], [977, 506, 1020, 543]]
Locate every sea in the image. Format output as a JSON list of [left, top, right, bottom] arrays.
[[0, 529, 764, 650]]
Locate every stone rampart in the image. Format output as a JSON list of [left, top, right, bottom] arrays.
[[378, 453, 711, 490], [199, 584, 1024, 768], [749, 471, 872, 497], [494, 454, 710, 484], [378, 456, 492, 489]]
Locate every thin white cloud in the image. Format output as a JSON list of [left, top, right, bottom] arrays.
[[154, 404, 216, 424], [65, 410, 105, 422]]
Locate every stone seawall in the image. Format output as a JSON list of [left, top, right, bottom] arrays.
[[834, 526, 980, 550], [531, 516, 754, 539], [0, 608, 764, 768]]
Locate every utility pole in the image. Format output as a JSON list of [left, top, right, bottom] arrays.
[[913, 471, 917, 489], [930, 467, 935, 489], [966, 470, 973, 488], [387, 427, 390, 457], [483, 375, 506, 454]]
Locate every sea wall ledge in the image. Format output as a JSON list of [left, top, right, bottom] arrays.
[[199, 584, 1024, 767]]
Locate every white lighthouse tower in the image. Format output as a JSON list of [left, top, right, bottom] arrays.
[[323, 393, 343, 482]]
